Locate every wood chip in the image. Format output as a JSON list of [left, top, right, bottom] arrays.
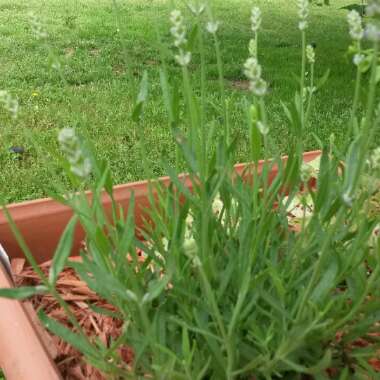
[[12, 256, 380, 378], [10, 258, 25, 275], [12, 257, 131, 379]]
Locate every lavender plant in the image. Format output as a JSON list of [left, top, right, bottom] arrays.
[[2, 1, 380, 379]]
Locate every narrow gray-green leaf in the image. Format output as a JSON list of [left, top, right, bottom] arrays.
[[49, 215, 78, 284], [132, 71, 149, 122], [38, 309, 98, 358], [0, 285, 47, 300]]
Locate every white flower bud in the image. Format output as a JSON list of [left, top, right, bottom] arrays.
[[175, 51, 192, 66], [353, 53, 365, 66], [170, 9, 192, 67], [206, 21, 220, 34], [298, 21, 308, 31], [244, 57, 262, 80], [306, 44, 315, 64], [347, 10, 364, 41], [170, 10, 188, 47], [366, 1, 380, 17], [251, 7, 262, 33], [250, 79, 267, 96], [170, 10, 183, 26], [244, 57, 267, 96], [365, 23, 380, 41], [58, 128, 92, 179], [297, 0, 309, 31]]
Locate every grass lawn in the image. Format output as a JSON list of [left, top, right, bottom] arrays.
[[0, 0, 364, 203]]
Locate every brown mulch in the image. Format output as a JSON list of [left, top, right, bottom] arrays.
[[10, 257, 380, 379], [11, 257, 133, 380]]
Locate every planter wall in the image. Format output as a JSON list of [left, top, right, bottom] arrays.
[[0, 151, 321, 380], [0, 264, 61, 380]]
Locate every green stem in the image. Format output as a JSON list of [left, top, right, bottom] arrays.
[[349, 44, 363, 139], [295, 209, 345, 322], [198, 18, 207, 179], [304, 62, 314, 126], [300, 31, 306, 135], [182, 64, 199, 155], [213, 34, 228, 146], [353, 41, 379, 196], [362, 41, 379, 141]]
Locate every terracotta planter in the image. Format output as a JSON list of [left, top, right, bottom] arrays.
[[0, 151, 321, 380]]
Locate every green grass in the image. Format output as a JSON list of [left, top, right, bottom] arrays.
[[0, 0, 363, 203]]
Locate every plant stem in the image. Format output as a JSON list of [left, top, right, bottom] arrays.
[[362, 41, 379, 142], [354, 40, 379, 194], [295, 209, 345, 322], [349, 44, 362, 140], [197, 17, 207, 179], [300, 31, 306, 135], [304, 62, 314, 125], [182, 64, 199, 155], [212, 31, 229, 146]]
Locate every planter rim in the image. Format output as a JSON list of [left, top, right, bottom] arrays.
[[1, 150, 321, 217], [0, 151, 322, 263]]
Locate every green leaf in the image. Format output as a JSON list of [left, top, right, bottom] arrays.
[[310, 256, 338, 303], [196, 357, 211, 380], [187, 24, 198, 51], [248, 104, 262, 163], [358, 55, 372, 74], [142, 274, 171, 304], [49, 215, 78, 284], [159, 68, 174, 124], [132, 71, 149, 122], [316, 69, 330, 90], [171, 81, 180, 126], [342, 136, 362, 202], [88, 304, 122, 319], [281, 349, 332, 375], [0, 285, 47, 300], [70, 259, 135, 303], [173, 128, 199, 174], [338, 368, 349, 380], [281, 101, 294, 125], [315, 149, 330, 212], [181, 326, 191, 359], [347, 264, 367, 301], [38, 310, 99, 358]]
